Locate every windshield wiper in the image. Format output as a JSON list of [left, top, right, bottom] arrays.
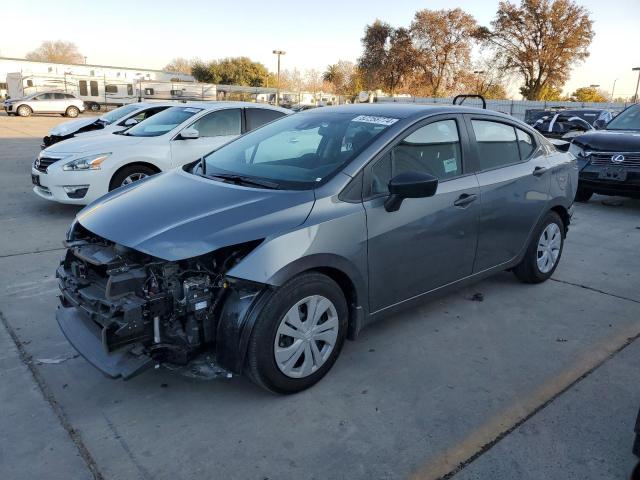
[[208, 173, 280, 189]]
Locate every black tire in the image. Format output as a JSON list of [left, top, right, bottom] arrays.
[[513, 211, 565, 284], [16, 105, 32, 117], [109, 164, 157, 190], [65, 106, 80, 118], [575, 187, 593, 202], [89, 103, 100, 112], [246, 272, 348, 394]]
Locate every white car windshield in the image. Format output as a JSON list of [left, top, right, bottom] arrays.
[[124, 106, 202, 137], [202, 112, 396, 188], [100, 104, 142, 124]]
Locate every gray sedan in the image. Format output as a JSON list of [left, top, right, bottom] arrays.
[[56, 104, 578, 393]]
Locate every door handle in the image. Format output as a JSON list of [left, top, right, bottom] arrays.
[[533, 166, 548, 176], [453, 193, 477, 207]]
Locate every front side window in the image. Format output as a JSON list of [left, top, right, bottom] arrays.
[[190, 109, 241, 137], [125, 106, 202, 137], [472, 120, 520, 170], [203, 112, 396, 188], [606, 105, 640, 131], [35, 93, 54, 100], [370, 119, 462, 195]]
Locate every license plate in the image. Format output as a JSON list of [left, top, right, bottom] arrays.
[[598, 167, 627, 182], [31, 174, 40, 186]]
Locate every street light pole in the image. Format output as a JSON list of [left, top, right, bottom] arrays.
[[610, 79, 617, 101], [473, 70, 485, 94], [633, 68, 640, 103], [272, 50, 286, 106]]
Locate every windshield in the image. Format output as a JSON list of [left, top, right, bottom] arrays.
[[202, 112, 396, 188], [100, 104, 142, 124], [606, 105, 640, 130], [125, 106, 202, 137]]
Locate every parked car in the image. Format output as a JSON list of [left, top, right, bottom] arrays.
[[525, 108, 613, 128], [41, 102, 175, 148], [569, 103, 640, 201], [4, 91, 85, 117], [530, 111, 595, 142], [32, 102, 289, 204], [56, 104, 577, 393]]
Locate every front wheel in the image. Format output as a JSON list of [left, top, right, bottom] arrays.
[[17, 105, 32, 117], [513, 211, 565, 284], [109, 164, 157, 190], [246, 272, 348, 394]]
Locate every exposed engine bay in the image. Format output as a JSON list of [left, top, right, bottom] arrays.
[[56, 223, 263, 379]]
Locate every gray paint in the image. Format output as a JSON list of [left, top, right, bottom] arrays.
[[74, 104, 578, 326]]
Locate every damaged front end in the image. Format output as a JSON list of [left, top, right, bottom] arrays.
[[56, 223, 265, 380]]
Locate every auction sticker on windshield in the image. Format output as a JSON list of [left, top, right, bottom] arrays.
[[352, 115, 399, 126]]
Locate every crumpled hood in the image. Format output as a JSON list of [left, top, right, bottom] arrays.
[[573, 130, 640, 151], [49, 117, 100, 136], [76, 169, 315, 261], [42, 132, 144, 155]]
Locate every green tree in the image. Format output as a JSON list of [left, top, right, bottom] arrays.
[[190, 57, 270, 86], [26, 40, 84, 64], [570, 87, 608, 102], [476, 0, 594, 100]]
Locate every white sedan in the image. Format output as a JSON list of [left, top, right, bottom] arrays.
[[32, 102, 289, 205]]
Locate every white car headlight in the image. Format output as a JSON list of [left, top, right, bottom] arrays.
[[63, 153, 111, 171]]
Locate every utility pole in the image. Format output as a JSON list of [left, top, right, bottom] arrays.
[[610, 79, 617, 101], [633, 67, 640, 103], [473, 70, 485, 95], [272, 50, 286, 106]]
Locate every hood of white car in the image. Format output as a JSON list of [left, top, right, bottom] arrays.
[[49, 117, 101, 136], [42, 132, 146, 155]]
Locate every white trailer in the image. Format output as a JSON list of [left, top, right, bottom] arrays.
[[138, 81, 216, 101]]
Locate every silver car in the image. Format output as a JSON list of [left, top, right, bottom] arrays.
[[4, 91, 85, 117], [56, 104, 578, 393]]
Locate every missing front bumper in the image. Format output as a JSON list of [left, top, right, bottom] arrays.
[[56, 305, 153, 379]]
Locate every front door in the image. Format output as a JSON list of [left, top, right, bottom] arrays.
[[364, 116, 480, 313], [170, 108, 242, 167], [465, 116, 551, 272]]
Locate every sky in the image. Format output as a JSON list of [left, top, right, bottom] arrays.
[[0, 0, 638, 99]]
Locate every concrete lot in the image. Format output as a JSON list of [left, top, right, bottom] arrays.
[[1, 112, 639, 480]]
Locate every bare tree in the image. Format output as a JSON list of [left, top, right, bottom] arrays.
[[410, 8, 477, 97], [476, 0, 594, 100], [164, 57, 193, 75], [25, 40, 84, 64]]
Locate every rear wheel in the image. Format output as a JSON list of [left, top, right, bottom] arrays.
[[575, 187, 593, 202], [89, 103, 100, 112], [17, 105, 32, 117], [109, 164, 157, 190], [513, 211, 564, 284], [65, 106, 80, 118], [246, 272, 348, 394]]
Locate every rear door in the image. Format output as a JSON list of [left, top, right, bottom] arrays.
[[465, 115, 551, 272], [53, 93, 68, 113], [364, 115, 480, 312], [170, 108, 242, 167]]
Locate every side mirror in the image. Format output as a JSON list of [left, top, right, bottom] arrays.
[[179, 127, 199, 140], [593, 119, 607, 130], [384, 171, 438, 212], [123, 118, 138, 127]]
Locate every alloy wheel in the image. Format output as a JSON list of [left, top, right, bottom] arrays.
[[121, 172, 148, 186], [537, 223, 561, 273], [274, 295, 339, 378]]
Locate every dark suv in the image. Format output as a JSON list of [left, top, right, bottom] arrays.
[[570, 103, 640, 201]]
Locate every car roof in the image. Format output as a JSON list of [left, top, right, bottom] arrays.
[[165, 101, 290, 113], [298, 103, 513, 121]]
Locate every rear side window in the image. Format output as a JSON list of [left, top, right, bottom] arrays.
[[516, 128, 535, 158], [191, 109, 241, 137], [246, 108, 286, 131], [54, 93, 65, 99], [472, 120, 520, 170]]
